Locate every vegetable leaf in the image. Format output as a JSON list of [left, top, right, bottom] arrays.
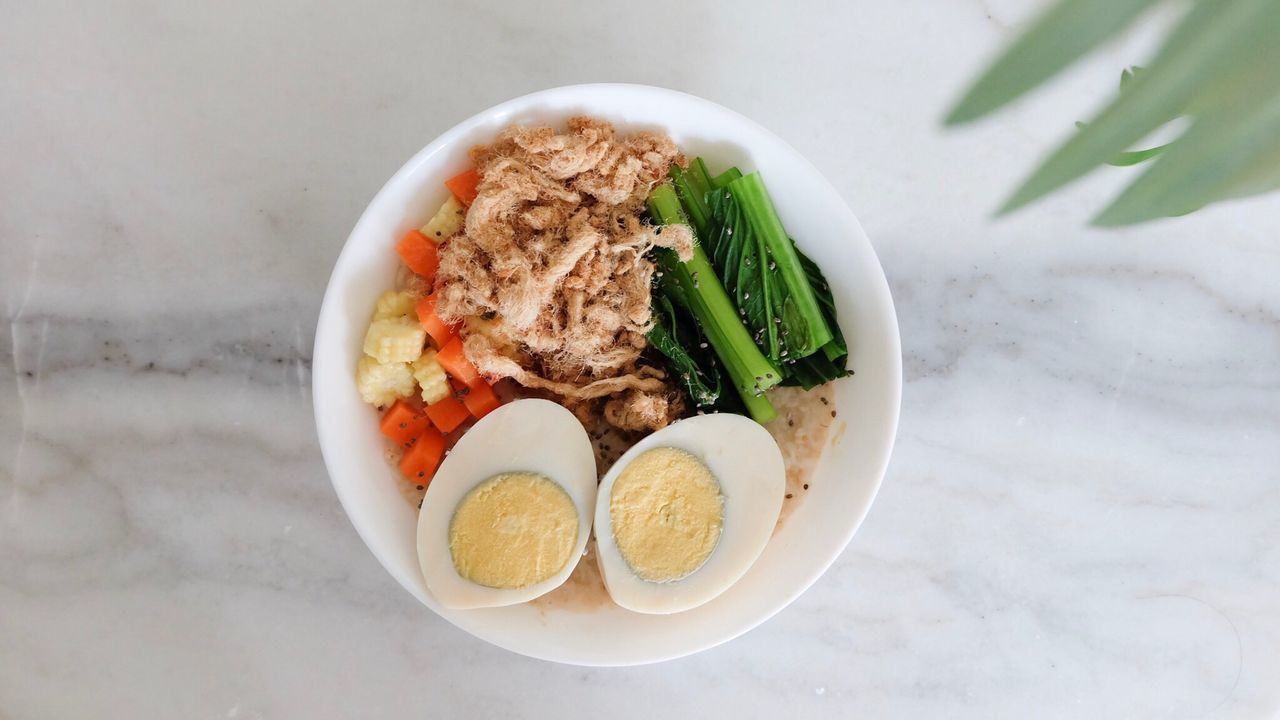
[[697, 164, 849, 388], [780, 244, 851, 389], [705, 188, 780, 359], [647, 183, 780, 423], [705, 172, 834, 361], [647, 294, 723, 408]]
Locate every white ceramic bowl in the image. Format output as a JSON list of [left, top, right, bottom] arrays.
[[313, 84, 901, 666]]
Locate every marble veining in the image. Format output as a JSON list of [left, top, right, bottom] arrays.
[[3, 0, 1278, 718]]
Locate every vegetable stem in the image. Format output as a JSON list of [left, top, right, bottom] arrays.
[[727, 173, 833, 357], [710, 166, 743, 189], [670, 165, 711, 237], [648, 184, 780, 423]]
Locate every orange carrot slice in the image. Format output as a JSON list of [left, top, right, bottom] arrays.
[[437, 336, 480, 385], [396, 229, 439, 280], [379, 399, 430, 448], [415, 293, 457, 348], [424, 395, 470, 433], [445, 168, 481, 206], [400, 426, 446, 484], [462, 378, 500, 419]]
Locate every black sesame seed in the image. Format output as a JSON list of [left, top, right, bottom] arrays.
[[803, 484, 809, 490], [785, 493, 793, 499], [416, 485, 424, 491]]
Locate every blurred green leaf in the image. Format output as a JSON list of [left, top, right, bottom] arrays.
[[1077, 68, 1170, 167], [1118, 66, 1145, 92], [1001, 0, 1278, 213], [1095, 92, 1280, 225], [946, 0, 1280, 225], [1106, 144, 1172, 167], [945, 0, 1158, 125]]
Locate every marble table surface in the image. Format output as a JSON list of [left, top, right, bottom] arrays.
[[3, 0, 1278, 717]]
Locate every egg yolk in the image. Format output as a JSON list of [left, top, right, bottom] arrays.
[[448, 472, 578, 589], [609, 447, 723, 583]]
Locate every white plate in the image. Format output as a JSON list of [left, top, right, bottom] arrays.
[[313, 84, 901, 666]]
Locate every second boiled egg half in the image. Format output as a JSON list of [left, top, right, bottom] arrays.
[[593, 413, 786, 614]]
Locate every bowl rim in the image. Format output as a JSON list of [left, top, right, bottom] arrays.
[[313, 82, 902, 665]]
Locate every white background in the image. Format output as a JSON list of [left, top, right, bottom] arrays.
[[3, 0, 1278, 718]]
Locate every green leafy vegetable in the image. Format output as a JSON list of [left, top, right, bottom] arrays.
[[670, 160, 713, 236], [694, 167, 849, 389], [647, 184, 780, 424], [784, 244, 851, 386], [647, 294, 722, 408], [703, 173, 834, 361]]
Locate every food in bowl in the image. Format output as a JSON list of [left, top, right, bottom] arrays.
[[353, 117, 850, 613], [593, 413, 785, 614], [416, 399, 596, 609]]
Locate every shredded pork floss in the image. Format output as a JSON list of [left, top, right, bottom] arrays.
[[434, 117, 694, 432]]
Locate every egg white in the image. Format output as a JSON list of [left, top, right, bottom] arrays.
[[417, 399, 597, 609], [594, 413, 786, 614]]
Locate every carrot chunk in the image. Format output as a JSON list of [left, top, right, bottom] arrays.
[[379, 399, 430, 448], [400, 426, 446, 484], [415, 293, 457, 348], [445, 168, 481, 206], [437, 336, 480, 385], [462, 379, 500, 419], [424, 395, 470, 433], [396, 229, 439, 279]]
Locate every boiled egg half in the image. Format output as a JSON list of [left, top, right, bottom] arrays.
[[417, 399, 596, 609], [593, 413, 785, 614]]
